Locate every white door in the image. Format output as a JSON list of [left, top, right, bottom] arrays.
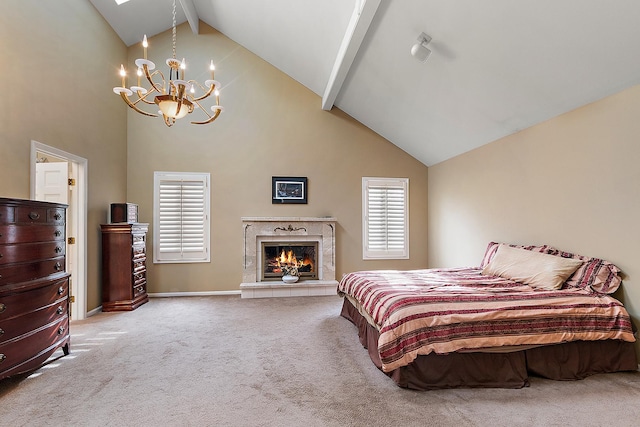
[[32, 142, 88, 321], [35, 162, 69, 204], [34, 161, 78, 317]]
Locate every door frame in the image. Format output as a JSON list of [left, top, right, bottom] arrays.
[[30, 140, 88, 320]]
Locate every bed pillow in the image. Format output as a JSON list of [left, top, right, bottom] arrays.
[[482, 244, 583, 290], [544, 248, 623, 294], [480, 241, 553, 268]]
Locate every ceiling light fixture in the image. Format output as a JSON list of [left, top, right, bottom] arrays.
[[113, 0, 223, 127], [411, 32, 432, 62]]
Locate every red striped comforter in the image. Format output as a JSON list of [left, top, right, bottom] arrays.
[[338, 268, 635, 372]]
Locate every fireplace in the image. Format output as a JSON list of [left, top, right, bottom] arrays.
[[240, 217, 338, 298], [261, 242, 318, 281]]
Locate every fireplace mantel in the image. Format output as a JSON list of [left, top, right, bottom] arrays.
[[240, 217, 338, 298]]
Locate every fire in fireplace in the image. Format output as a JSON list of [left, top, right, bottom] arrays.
[[261, 242, 318, 281]]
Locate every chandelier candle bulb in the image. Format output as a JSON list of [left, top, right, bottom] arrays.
[[210, 60, 215, 79], [142, 35, 148, 59], [119, 65, 126, 87]]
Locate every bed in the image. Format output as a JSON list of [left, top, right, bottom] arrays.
[[338, 242, 638, 390]]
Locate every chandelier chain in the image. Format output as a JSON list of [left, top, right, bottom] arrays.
[[171, 0, 177, 60]]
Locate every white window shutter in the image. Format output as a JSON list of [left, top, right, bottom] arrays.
[[362, 177, 409, 259], [154, 172, 210, 263]]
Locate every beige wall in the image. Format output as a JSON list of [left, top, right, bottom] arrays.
[[1, 1, 128, 310], [126, 23, 429, 293], [428, 85, 640, 346]]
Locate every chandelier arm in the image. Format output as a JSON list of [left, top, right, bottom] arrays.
[[136, 89, 159, 105], [163, 114, 176, 127], [189, 80, 216, 102], [191, 109, 222, 125], [119, 92, 158, 117], [191, 98, 212, 119], [142, 64, 166, 95]]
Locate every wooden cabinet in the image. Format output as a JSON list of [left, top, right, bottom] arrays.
[[101, 223, 149, 311], [0, 197, 70, 381]]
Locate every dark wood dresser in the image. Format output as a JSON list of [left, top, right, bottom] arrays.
[[101, 223, 149, 311], [0, 197, 70, 380]]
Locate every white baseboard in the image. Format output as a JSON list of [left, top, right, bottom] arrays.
[[148, 290, 241, 298], [81, 292, 239, 318], [86, 306, 102, 317]]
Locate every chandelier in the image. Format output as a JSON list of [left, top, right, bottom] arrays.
[[113, 0, 223, 127]]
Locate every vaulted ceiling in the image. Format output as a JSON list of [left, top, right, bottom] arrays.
[[89, 0, 640, 166]]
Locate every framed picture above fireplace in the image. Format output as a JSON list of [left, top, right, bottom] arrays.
[[272, 176, 307, 204]]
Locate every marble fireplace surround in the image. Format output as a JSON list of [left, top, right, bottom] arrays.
[[240, 217, 338, 298]]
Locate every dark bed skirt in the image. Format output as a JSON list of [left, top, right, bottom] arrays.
[[340, 298, 638, 390]]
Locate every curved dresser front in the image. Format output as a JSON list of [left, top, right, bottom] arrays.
[[0, 197, 70, 380]]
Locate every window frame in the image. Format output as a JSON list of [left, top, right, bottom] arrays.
[[153, 171, 210, 264], [362, 177, 409, 260]]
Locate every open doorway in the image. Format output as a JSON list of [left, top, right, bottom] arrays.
[[30, 140, 88, 320]]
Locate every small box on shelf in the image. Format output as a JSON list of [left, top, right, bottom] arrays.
[[110, 203, 138, 223]]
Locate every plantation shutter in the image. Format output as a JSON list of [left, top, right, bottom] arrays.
[[362, 177, 409, 259], [154, 172, 210, 263]]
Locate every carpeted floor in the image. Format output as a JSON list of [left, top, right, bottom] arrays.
[[1, 295, 639, 427]]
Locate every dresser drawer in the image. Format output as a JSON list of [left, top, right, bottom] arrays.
[[133, 282, 146, 298], [0, 225, 65, 244], [0, 299, 68, 345], [133, 259, 146, 274], [132, 233, 146, 245], [0, 206, 14, 224], [0, 258, 66, 285], [15, 206, 49, 224], [133, 271, 146, 286], [133, 246, 146, 260], [0, 316, 68, 373], [47, 208, 65, 224], [0, 242, 65, 265], [0, 278, 68, 321]]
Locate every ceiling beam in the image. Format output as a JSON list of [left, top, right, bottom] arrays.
[[178, 0, 199, 34], [321, 0, 382, 111]]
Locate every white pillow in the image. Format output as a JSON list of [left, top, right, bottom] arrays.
[[481, 244, 583, 290]]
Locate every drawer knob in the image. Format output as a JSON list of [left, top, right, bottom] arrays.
[[28, 211, 40, 220], [0, 253, 3, 258], [0, 303, 5, 313], [54, 212, 62, 220], [55, 246, 63, 253], [54, 262, 63, 271], [58, 286, 65, 295], [57, 306, 64, 315], [54, 229, 62, 237], [0, 354, 6, 363], [0, 328, 4, 335], [58, 326, 65, 335]]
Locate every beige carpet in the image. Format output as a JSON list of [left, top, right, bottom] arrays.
[[1, 295, 639, 427]]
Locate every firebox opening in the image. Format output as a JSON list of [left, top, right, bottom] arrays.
[[261, 242, 318, 281]]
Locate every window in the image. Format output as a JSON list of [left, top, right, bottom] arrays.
[[362, 177, 409, 260], [153, 172, 210, 263]]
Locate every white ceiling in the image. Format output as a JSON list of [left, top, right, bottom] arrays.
[[89, 0, 640, 166]]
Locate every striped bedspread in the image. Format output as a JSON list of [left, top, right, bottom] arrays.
[[338, 268, 636, 372]]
